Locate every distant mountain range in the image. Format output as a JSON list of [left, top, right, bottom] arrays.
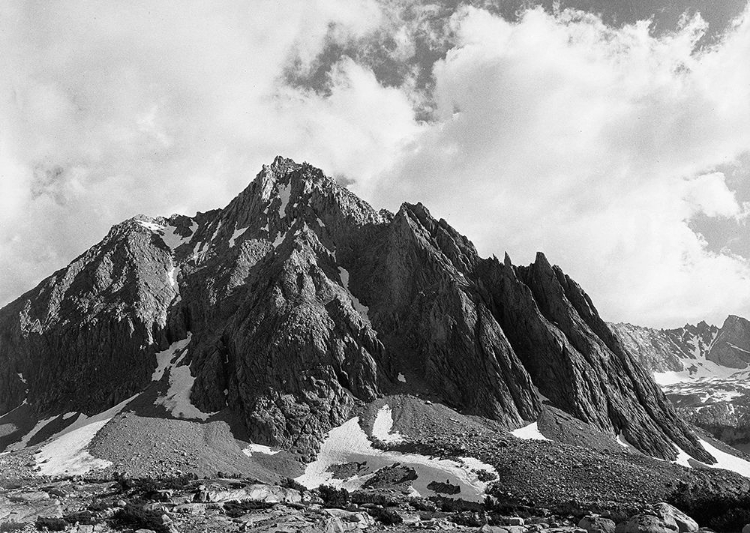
[[611, 316, 750, 452]]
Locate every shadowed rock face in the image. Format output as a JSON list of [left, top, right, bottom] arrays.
[[0, 157, 712, 462]]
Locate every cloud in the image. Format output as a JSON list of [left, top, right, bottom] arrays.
[[2, 0, 750, 328], [684, 172, 749, 219], [0, 0, 404, 305], [369, 5, 750, 327]]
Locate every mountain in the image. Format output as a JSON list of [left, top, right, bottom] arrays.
[[611, 321, 719, 375], [611, 317, 750, 453], [0, 157, 718, 471], [708, 315, 750, 368]]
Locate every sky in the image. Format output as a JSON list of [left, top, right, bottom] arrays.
[[1, 0, 750, 328]]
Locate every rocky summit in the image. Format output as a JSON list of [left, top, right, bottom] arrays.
[[0, 156, 709, 462], [6, 157, 750, 532]]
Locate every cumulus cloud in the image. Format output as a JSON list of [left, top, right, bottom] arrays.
[[2, 0, 750, 328], [369, 5, 750, 327]]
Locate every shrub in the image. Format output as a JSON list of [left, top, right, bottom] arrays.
[[317, 485, 350, 508], [224, 501, 275, 517], [350, 490, 397, 507], [366, 506, 403, 525], [113, 504, 170, 533], [430, 495, 484, 513], [34, 517, 67, 531], [280, 477, 307, 492], [65, 510, 96, 525]]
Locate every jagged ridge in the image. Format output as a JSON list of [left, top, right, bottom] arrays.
[[0, 157, 713, 463]]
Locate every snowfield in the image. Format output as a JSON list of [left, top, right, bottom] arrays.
[[371, 405, 404, 444], [36, 395, 137, 476], [700, 439, 750, 478], [242, 444, 280, 457], [295, 416, 497, 501], [511, 422, 549, 441]]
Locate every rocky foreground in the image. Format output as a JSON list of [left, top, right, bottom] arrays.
[[0, 471, 728, 533], [5, 421, 750, 533]]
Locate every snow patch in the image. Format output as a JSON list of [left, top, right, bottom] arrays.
[[229, 226, 247, 248], [155, 336, 215, 421], [272, 232, 285, 248], [511, 422, 549, 441], [191, 239, 212, 260], [654, 371, 689, 386], [161, 222, 196, 250], [672, 444, 693, 468], [17, 373, 26, 384], [712, 390, 743, 402], [62, 412, 77, 420], [210, 221, 223, 241], [654, 357, 744, 386], [295, 417, 496, 501], [700, 439, 750, 478], [36, 395, 136, 476], [167, 265, 178, 288], [137, 220, 163, 232], [338, 267, 369, 320], [397, 373, 407, 383], [277, 183, 291, 218], [37, 421, 112, 476], [243, 444, 281, 457], [156, 366, 214, 420], [152, 336, 191, 381], [372, 405, 404, 444]]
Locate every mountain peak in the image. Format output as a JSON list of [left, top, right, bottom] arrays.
[[0, 157, 714, 466]]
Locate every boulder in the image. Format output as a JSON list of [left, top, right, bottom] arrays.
[[7, 491, 50, 503], [0, 494, 63, 524], [245, 484, 302, 504], [197, 487, 249, 503], [396, 511, 421, 524], [653, 503, 698, 533], [482, 526, 510, 533], [579, 515, 616, 533], [615, 514, 678, 533], [499, 516, 525, 526], [325, 517, 346, 533], [323, 508, 375, 529]]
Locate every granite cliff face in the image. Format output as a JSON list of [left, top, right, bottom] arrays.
[[0, 157, 713, 463]]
